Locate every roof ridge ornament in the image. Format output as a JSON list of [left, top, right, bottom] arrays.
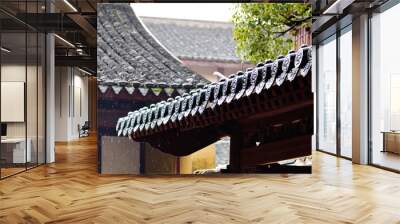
[[273, 55, 286, 86]]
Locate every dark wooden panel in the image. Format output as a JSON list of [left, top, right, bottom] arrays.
[[240, 135, 312, 167]]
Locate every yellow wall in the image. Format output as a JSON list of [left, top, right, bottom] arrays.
[[179, 144, 216, 174], [179, 155, 192, 174]]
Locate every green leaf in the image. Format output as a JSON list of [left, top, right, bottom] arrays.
[[232, 3, 311, 63]]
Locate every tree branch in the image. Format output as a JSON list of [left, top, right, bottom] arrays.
[[274, 16, 311, 37]]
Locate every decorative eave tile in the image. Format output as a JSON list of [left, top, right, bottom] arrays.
[[112, 85, 123, 95], [138, 87, 149, 96], [98, 85, 109, 94]]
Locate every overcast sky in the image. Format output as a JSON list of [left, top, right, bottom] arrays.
[[131, 3, 236, 22]]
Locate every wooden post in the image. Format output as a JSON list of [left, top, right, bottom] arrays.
[[228, 127, 243, 173]]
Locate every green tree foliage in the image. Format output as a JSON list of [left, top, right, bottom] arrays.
[[232, 3, 311, 63]]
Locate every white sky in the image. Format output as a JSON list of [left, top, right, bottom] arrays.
[[131, 3, 236, 22]]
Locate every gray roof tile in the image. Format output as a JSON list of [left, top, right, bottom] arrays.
[[97, 3, 208, 87], [140, 17, 242, 63]]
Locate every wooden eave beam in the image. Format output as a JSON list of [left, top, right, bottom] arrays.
[[240, 135, 312, 167]]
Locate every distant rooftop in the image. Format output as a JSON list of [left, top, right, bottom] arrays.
[[140, 17, 243, 63], [97, 4, 208, 87]]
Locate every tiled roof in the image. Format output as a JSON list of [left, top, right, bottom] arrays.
[[140, 17, 242, 63], [97, 4, 208, 87], [116, 45, 312, 138]]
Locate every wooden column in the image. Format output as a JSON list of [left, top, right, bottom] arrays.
[[228, 127, 243, 173], [88, 77, 97, 133]]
